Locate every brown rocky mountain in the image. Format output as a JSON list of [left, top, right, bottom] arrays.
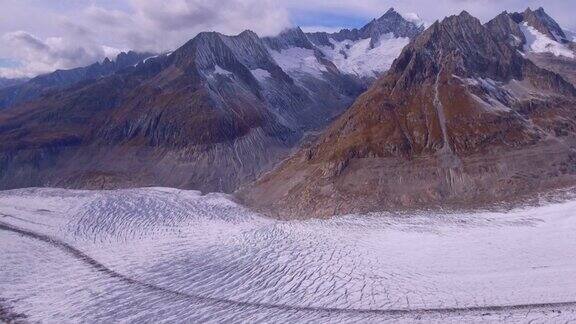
[[239, 10, 576, 218]]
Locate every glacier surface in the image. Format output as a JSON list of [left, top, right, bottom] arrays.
[[1, 187, 576, 322]]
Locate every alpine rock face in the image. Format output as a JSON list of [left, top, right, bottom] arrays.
[[240, 9, 576, 217], [0, 9, 425, 193]]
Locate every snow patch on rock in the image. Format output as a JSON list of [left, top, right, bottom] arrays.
[[520, 22, 574, 58], [251, 68, 271, 82], [213, 65, 234, 76], [269, 47, 327, 77], [454, 76, 513, 113]]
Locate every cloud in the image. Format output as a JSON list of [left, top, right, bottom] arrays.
[[83, 0, 292, 52], [0, 0, 291, 78], [0, 31, 117, 78], [132, 0, 290, 32]]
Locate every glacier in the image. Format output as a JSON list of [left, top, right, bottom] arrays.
[[318, 33, 409, 78], [1, 187, 576, 322]]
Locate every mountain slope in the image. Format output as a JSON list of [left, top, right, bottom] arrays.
[[0, 28, 364, 192], [0, 51, 153, 110], [239, 10, 576, 218]]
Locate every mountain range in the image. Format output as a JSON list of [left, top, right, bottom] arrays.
[[1, 7, 575, 217], [0, 9, 422, 192]]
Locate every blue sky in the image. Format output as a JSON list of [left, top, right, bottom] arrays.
[[1, 0, 575, 78], [0, 58, 21, 68], [291, 10, 370, 31]]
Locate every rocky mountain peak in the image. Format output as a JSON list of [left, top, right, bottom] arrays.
[[237, 29, 259, 40], [115, 50, 142, 66], [512, 7, 568, 42], [441, 10, 480, 28], [399, 9, 521, 82], [414, 10, 481, 45], [263, 27, 315, 51], [172, 30, 269, 73], [361, 7, 425, 45], [372, 7, 402, 23], [485, 11, 526, 48]]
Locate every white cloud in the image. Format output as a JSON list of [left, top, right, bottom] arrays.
[[0, 31, 120, 78], [82, 0, 292, 52], [0, 0, 292, 78]]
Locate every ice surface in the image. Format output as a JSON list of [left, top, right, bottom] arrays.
[[319, 33, 409, 78], [1, 187, 576, 322], [269, 47, 327, 78], [520, 22, 575, 58]]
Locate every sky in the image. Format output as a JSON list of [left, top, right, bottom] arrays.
[[1, 0, 575, 79]]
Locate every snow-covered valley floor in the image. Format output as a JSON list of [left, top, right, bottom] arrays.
[[1, 187, 576, 323]]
